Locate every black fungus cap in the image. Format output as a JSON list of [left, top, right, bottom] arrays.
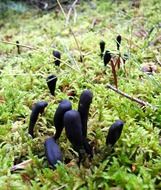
[[106, 120, 124, 146], [64, 110, 84, 150], [54, 100, 72, 140], [100, 40, 106, 54], [46, 74, 57, 96], [53, 50, 61, 66], [116, 35, 122, 51], [28, 101, 48, 138], [78, 89, 93, 137], [44, 137, 63, 168], [103, 50, 111, 66]]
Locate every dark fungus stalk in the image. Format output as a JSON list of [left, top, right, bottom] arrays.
[[100, 40, 105, 58], [116, 35, 122, 51], [46, 75, 57, 96], [53, 50, 61, 66], [64, 110, 92, 163], [54, 100, 72, 140], [104, 50, 111, 66], [28, 101, 48, 138], [16, 41, 20, 54], [78, 89, 93, 138], [44, 137, 63, 168], [106, 120, 124, 147]]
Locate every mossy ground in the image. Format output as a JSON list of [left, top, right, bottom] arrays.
[[0, 0, 161, 189]]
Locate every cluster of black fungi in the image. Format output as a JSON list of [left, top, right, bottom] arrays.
[[28, 37, 124, 168], [28, 90, 124, 168]]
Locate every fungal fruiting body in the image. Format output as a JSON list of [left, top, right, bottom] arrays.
[[106, 120, 124, 147], [46, 74, 57, 96], [104, 50, 111, 66], [54, 100, 72, 140], [116, 35, 122, 51], [64, 110, 84, 151], [53, 50, 61, 66], [28, 101, 48, 138], [100, 40, 105, 58], [64, 110, 93, 160], [44, 137, 63, 168], [78, 89, 93, 138]]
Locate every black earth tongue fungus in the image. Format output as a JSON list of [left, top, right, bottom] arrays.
[[44, 137, 63, 168], [78, 89, 93, 138], [54, 100, 72, 140], [64, 110, 92, 164], [103, 50, 112, 67], [99, 40, 106, 58], [28, 101, 48, 138], [46, 75, 57, 96], [53, 50, 61, 66], [116, 35, 122, 51], [16, 41, 20, 54], [106, 120, 124, 147]]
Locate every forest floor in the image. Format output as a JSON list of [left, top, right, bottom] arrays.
[[0, 0, 161, 189]]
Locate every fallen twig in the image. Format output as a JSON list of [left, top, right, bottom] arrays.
[[56, 0, 84, 63], [66, 0, 79, 25], [106, 84, 157, 109], [11, 159, 33, 172], [0, 40, 37, 50]]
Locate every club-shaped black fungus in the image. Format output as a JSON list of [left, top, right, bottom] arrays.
[[28, 101, 48, 138], [106, 120, 124, 147], [44, 137, 63, 168], [78, 89, 93, 138], [103, 50, 111, 66], [46, 75, 57, 96], [100, 40, 105, 58], [54, 100, 72, 140], [53, 50, 61, 66], [116, 35, 122, 51], [64, 110, 84, 151], [64, 110, 93, 161]]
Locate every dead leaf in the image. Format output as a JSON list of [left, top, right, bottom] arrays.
[[134, 27, 148, 38], [141, 63, 157, 74], [131, 164, 136, 172], [11, 159, 33, 172], [0, 96, 5, 104]]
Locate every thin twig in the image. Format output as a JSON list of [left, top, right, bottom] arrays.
[[66, 0, 79, 25], [56, 0, 83, 63], [0, 40, 37, 50], [106, 84, 157, 109]]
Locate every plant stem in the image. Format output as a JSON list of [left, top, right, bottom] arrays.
[[110, 60, 118, 89]]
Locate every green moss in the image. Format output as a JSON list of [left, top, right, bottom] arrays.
[[0, 0, 161, 189]]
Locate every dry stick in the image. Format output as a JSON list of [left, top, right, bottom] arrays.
[[56, 0, 84, 63], [106, 84, 157, 110], [110, 60, 118, 89], [66, 0, 79, 25], [0, 40, 37, 50]]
